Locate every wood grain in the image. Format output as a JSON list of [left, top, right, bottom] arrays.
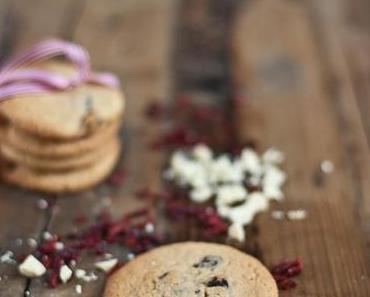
[[306, 0, 370, 234], [0, 1, 84, 296], [0, 0, 369, 296], [232, 1, 370, 296], [25, 1, 178, 296]]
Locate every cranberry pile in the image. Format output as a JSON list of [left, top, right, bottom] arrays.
[[146, 95, 237, 151], [34, 208, 162, 288]]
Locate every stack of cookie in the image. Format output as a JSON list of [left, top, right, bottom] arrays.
[[0, 61, 125, 193]]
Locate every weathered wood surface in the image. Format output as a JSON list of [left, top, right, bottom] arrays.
[[0, 0, 177, 296], [232, 1, 370, 297], [0, 0, 369, 296]]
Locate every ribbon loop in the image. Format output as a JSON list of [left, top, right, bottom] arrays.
[[0, 39, 120, 102]]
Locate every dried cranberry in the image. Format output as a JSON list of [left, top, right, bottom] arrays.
[[108, 168, 127, 186], [152, 126, 201, 150], [47, 271, 59, 288], [270, 258, 302, 290], [145, 101, 166, 120], [40, 255, 51, 268]]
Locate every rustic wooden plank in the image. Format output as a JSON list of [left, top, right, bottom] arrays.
[[0, 190, 50, 297], [306, 0, 370, 234], [232, 1, 370, 296], [346, 0, 370, 32], [74, 0, 176, 85], [28, 1, 178, 296], [344, 33, 370, 145], [0, 1, 86, 297]]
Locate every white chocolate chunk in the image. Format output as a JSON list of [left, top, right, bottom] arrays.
[[320, 160, 334, 174], [209, 155, 234, 183], [287, 209, 307, 220], [18, 255, 46, 278], [262, 148, 285, 164], [271, 210, 285, 220], [75, 284, 82, 294], [216, 184, 247, 205], [0, 250, 16, 264], [240, 149, 262, 175], [94, 258, 118, 273], [59, 265, 72, 283], [193, 144, 213, 163], [190, 186, 213, 203], [228, 223, 245, 242], [227, 192, 268, 225]]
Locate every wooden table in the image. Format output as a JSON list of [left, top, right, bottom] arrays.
[[0, 0, 369, 296]]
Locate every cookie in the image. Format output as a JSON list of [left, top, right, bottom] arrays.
[[0, 143, 120, 193], [0, 61, 125, 139], [0, 137, 119, 171], [104, 242, 278, 297], [2, 121, 120, 158]]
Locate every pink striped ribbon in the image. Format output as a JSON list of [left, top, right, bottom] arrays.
[[0, 39, 120, 102]]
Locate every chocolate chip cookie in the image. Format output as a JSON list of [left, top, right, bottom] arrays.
[[104, 242, 278, 297]]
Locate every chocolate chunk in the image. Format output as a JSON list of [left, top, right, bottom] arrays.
[[158, 272, 169, 280], [193, 255, 222, 268], [206, 277, 229, 288]]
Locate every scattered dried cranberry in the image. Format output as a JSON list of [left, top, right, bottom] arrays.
[[34, 207, 163, 288], [145, 101, 167, 120], [270, 258, 302, 290], [108, 168, 127, 186], [47, 271, 59, 288], [165, 200, 228, 239], [151, 126, 202, 150]]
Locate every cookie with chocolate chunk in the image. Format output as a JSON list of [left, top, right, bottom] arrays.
[[104, 242, 278, 297], [0, 61, 125, 139], [0, 142, 120, 193]]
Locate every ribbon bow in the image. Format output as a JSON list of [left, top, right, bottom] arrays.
[[0, 39, 120, 102]]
